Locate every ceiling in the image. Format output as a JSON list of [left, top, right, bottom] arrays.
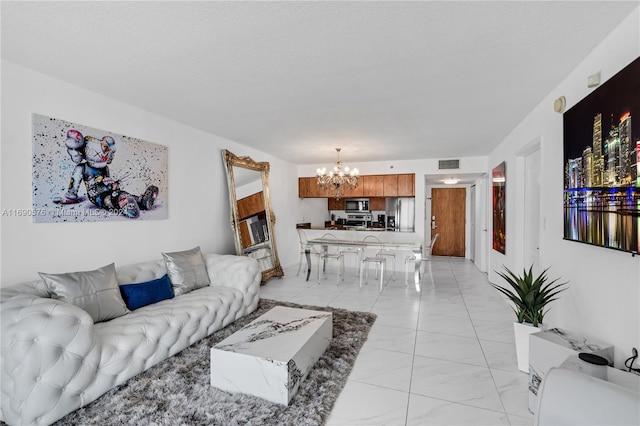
[[2, 1, 638, 166]]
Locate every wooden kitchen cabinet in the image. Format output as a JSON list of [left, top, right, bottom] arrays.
[[383, 175, 398, 196], [370, 197, 386, 211], [298, 177, 331, 197], [237, 191, 264, 220], [342, 181, 364, 197], [397, 174, 415, 196], [299, 173, 415, 199], [328, 197, 345, 210], [298, 177, 312, 198], [362, 175, 384, 196], [238, 221, 252, 249]]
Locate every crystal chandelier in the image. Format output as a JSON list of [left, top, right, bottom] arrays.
[[316, 148, 359, 199]]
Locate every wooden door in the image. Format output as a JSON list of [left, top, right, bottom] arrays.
[[431, 188, 466, 257]]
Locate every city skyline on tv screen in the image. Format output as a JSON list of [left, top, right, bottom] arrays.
[[563, 56, 639, 254]]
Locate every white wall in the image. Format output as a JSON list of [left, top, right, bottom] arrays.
[[487, 8, 640, 367], [1, 61, 300, 285], [235, 178, 263, 200]]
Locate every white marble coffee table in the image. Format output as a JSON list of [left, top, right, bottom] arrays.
[[210, 306, 333, 405]]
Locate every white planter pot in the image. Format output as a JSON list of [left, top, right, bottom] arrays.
[[513, 322, 546, 373]]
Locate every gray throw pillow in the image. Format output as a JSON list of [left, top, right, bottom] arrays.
[[162, 246, 210, 296], [39, 263, 128, 323]]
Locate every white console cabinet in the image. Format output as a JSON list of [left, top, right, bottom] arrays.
[[528, 328, 613, 413]]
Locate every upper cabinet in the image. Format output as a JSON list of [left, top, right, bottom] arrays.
[[299, 173, 414, 198], [397, 174, 415, 196], [362, 175, 384, 196], [298, 177, 330, 197], [342, 181, 364, 197], [383, 175, 398, 196], [237, 191, 265, 220]]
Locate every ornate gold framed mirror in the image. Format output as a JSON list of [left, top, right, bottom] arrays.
[[221, 149, 284, 283]]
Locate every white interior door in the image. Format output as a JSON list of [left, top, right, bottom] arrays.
[[524, 148, 541, 272]]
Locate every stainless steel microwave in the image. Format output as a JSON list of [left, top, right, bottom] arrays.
[[345, 198, 370, 213]]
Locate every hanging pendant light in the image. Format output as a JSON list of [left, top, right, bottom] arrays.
[[316, 148, 359, 199]]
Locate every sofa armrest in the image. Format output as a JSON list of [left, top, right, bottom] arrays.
[[204, 253, 260, 295], [534, 367, 640, 426], [1, 296, 101, 426]]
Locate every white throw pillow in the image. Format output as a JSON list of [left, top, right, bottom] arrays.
[[39, 263, 128, 323], [162, 246, 210, 296]]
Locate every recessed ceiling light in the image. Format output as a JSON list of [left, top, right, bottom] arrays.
[[443, 178, 459, 185]]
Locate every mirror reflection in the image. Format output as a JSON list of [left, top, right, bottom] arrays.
[[222, 149, 283, 283], [233, 166, 274, 270]]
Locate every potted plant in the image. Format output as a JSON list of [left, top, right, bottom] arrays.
[[491, 265, 567, 372]]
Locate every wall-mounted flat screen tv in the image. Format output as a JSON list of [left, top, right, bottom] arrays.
[[563, 56, 639, 254]]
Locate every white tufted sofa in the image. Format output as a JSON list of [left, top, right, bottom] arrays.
[[0, 253, 261, 426]]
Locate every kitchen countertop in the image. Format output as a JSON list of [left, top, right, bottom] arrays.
[[307, 226, 389, 231], [299, 227, 420, 244]]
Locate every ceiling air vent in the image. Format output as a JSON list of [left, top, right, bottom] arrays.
[[438, 159, 460, 170]]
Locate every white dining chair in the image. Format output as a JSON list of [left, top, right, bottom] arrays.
[[359, 235, 386, 291], [405, 234, 439, 285], [296, 229, 322, 277], [339, 230, 362, 276], [318, 233, 345, 284], [376, 232, 397, 280]]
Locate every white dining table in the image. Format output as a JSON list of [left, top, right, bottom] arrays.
[[305, 237, 423, 286]]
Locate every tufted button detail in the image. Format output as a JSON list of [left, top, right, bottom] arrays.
[[2, 254, 260, 426]]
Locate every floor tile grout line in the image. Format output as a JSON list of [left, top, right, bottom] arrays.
[[270, 262, 529, 425], [407, 388, 516, 417], [405, 276, 422, 426], [448, 257, 513, 418]]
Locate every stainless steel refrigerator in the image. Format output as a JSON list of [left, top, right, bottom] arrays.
[[386, 197, 415, 232]]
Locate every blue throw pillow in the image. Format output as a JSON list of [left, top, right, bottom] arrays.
[[119, 274, 174, 311]]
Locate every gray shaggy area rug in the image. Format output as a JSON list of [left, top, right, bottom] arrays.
[[53, 299, 376, 426]]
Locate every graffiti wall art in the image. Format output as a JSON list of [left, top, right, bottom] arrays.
[[32, 114, 168, 223], [492, 161, 506, 254]]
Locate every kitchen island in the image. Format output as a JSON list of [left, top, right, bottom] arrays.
[[306, 226, 386, 231], [299, 228, 423, 287]]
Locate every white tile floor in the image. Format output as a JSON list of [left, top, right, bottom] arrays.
[[260, 256, 534, 426]]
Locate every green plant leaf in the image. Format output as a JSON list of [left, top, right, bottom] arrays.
[[492, 265, 567, 327]]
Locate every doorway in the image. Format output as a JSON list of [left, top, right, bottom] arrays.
[[470, 185, 476, 262], [523, 147, 541, 271], [431, 188, 466, 257]]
